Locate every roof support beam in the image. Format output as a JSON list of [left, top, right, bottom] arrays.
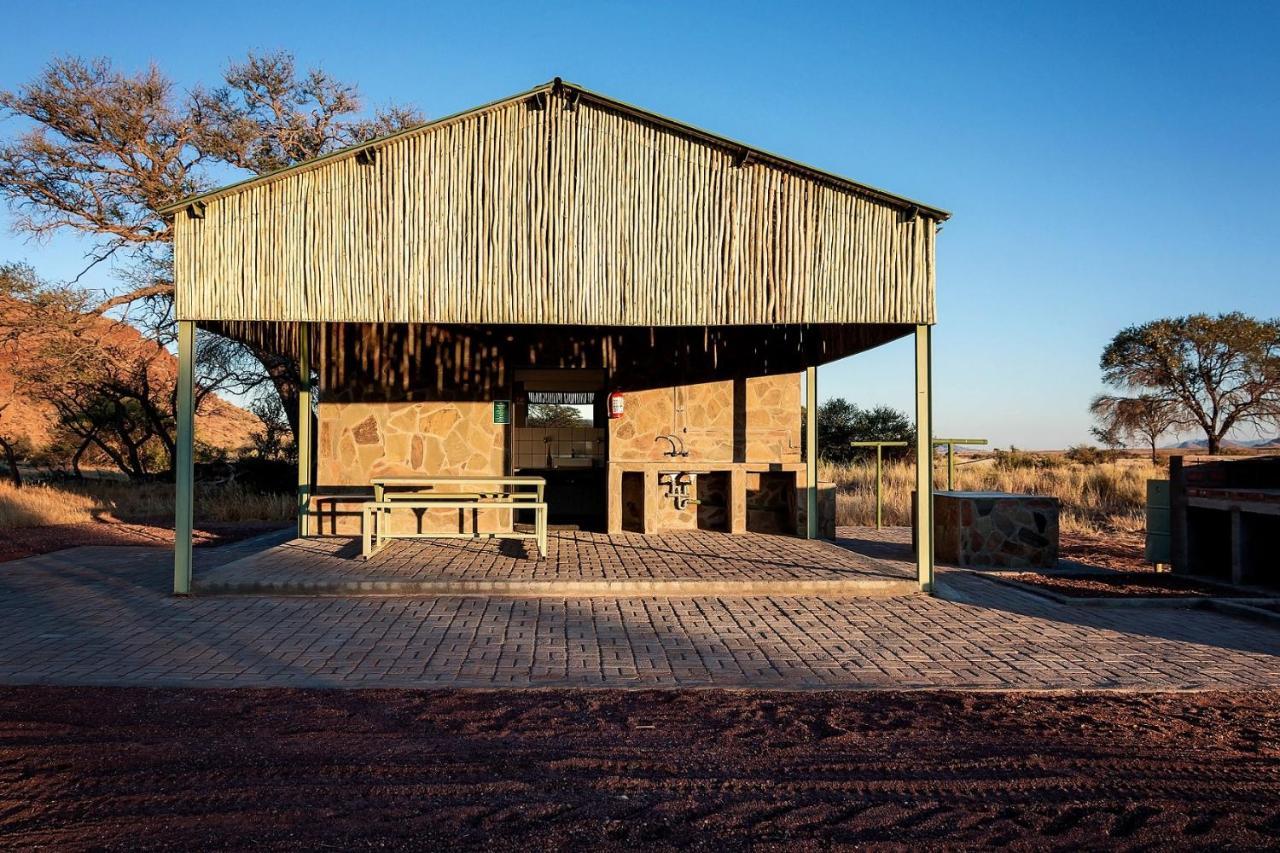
[[805, 365, 818, 539], [914, 323, 934, 593], [297, 323, 313, 537]]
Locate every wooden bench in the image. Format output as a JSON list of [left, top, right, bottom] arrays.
[[361, 476, 548, 560], [361, 500, 547, 559]]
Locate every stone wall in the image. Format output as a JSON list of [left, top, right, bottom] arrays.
[[935, 492, 1059, 569], [608, 374, 800, 463], [316, 373, 800, 482], [317, 401, 504, 484], [312, 370, 810, 538], [314, 400, 508, 536]]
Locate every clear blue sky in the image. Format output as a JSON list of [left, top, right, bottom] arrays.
[[2, 1, 1277, 448]]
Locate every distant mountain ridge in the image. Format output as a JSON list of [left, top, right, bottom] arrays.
[[1165, 437, 1280, 450]]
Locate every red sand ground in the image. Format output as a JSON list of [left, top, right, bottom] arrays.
[[1005, 571, 1268, 599], [0, 520, 287, 562], [2, 688, 1278, 850]]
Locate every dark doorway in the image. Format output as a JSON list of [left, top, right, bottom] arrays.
[[512, 369, 607, 530]]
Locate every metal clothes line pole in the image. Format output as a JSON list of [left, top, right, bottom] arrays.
[[849, 441, 908, 529], [932, 439, 988, 491]]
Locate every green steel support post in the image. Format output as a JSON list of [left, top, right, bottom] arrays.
[[173, 320, 195, 594], [875, 444, 884, 528], [914, 324, 934, 593], [297, 324, 312, 538], [805, 366, 818, 539]]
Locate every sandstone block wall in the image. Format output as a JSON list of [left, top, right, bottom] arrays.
[[609, 374, 800, 463], [317, 401, 504, 485], [311, 371, 811, 538], [935, 492, 1059, 569], [313, 400, 508, 536]]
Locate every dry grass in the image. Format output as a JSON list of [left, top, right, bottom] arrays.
[[822, 456, 1164, 535], [0, 480, 292, 530], [1, 458, 1162, 537]]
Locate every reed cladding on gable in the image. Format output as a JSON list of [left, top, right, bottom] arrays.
[[174, 89, 937, 327]]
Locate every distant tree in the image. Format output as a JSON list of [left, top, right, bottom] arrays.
[[1089, 394, 1182, 462], [248, 393, 296, 463], [526, 404, 589, 427], [816, 398, 915, 464], [1063, 443, 1121, 465], [18, 326, 174, 480], [0, 403, 30, 486], [196, 52, 422, 176], [2, 263, 246, 479], [0, 263, 90, 484], [1099, 313, 1280, 455], [0, 52, 422, 436]]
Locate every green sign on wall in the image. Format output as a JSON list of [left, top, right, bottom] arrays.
[[493, 400, 511, 425]]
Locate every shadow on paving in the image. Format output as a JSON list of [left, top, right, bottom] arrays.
[[936, 570, 1280, 661], [836, 525, 1280, 661], [198, 528, 910, 589], [1, 527, 1278, 689], [0, 530, 331, 687]]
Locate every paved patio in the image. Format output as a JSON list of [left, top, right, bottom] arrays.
[[2, 527, 1280, 690], [195, 529, 916, 595]]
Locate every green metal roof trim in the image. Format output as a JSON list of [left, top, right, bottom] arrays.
[[159, 78, 950, 221]]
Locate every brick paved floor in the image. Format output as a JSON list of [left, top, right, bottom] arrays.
[[2, 528, 1279, 690], [198, 529, 912, 591]]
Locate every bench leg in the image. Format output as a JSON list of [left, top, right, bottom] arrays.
[[537, 507, 547, 559], [376, 506, 386, 554], [361, 505, 372, 559]]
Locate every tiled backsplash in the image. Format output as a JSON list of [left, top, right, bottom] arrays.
[[515, 427, 605, 469]]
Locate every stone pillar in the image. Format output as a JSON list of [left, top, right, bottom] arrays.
[[607, 464, 623, 534], [730, 467, 747, 534], [644, 469, 661, 535]]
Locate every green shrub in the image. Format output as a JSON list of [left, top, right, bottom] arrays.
[[1064, 444, 1122, 465], [993, 446, 1055, 471]]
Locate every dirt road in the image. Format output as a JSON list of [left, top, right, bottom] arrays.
[[2, 688, 1277, 849]]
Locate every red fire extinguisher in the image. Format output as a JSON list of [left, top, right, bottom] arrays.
[[607, 389, 625, 419]]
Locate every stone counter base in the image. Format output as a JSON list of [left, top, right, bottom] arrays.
[[935, 492, 1059, 569]]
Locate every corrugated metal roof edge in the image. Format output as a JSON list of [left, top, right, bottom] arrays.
[[160, 78, 950, 221]]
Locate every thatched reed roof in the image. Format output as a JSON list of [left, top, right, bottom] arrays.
[[170, 79, 946, 328]]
